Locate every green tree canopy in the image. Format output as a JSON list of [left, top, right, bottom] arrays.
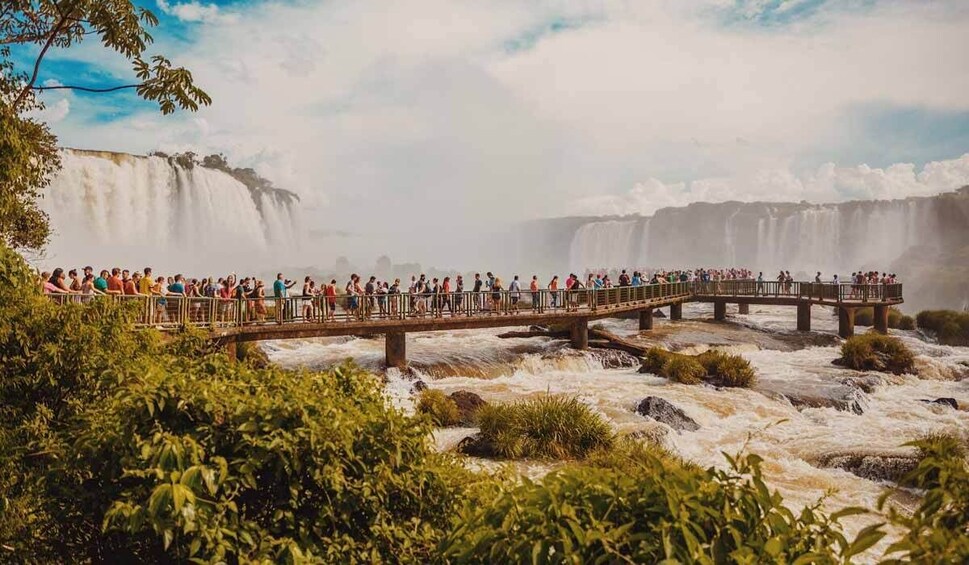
[[0, 0, 210, 250]]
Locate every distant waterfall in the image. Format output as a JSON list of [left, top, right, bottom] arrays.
[[40, 149, 303, 273], [563, 197, 948, 276]]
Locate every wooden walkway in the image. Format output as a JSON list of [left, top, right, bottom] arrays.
[[48, 281, 903, 367]]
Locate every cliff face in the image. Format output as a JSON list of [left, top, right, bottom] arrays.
[[522, 187, 969, 311]]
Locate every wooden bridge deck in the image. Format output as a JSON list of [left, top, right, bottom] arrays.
[[48, 280, 903, 366]]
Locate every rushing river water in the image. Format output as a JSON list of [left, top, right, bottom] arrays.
[[264, 302, 968, 559]]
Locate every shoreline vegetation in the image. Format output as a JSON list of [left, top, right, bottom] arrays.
[[2, 244, 968, 562]]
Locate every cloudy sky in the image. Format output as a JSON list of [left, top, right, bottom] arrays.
[[26, 0, 969, 259]]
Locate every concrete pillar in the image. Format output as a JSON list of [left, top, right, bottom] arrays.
[[225, 339, 238, 362], [386, 332, 407, 368], [714, 301, 727, 321], [838, 307, 855, 338], [639, 308, 654, 331], [797, 303, 812, 332], [570, 319, 589, 350], [670, 302, 682, 321], [738, 303, 750, 315], [873, 305, 889, 334]]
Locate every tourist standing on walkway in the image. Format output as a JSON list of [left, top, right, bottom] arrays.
[[509, 275, 521, 313], [548, 275, 559, 308]]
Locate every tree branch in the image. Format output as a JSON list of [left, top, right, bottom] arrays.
[[12, 2, 78, 110], [33, 83, 143, 93]]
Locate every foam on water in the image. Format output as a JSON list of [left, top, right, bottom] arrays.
[[265, 304, 969, 559]]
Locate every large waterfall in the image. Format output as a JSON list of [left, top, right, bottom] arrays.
[[39, 149, 303, 273]]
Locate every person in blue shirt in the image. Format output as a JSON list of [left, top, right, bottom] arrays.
[[273, 273, 296, 298], [631, 271, 642, 286]]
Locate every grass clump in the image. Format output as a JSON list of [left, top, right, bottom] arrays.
[[660, 355, 706, 384], [417, 389, 461, 427], [643, 347, 756, 388], [854, 306, 908, 329], [838, 333, 916, 375], [474, 396, 614, 459], [916, 310, 969, 346]]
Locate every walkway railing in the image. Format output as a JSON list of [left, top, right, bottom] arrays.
[[693, 281, 903, 302], [44, 282, 694, 329]]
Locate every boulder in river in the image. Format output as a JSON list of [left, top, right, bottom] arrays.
[[919, 397, 959, 409], [653, 309, 667, 318], [635, 397, 700, 432], [589, 348, 640, 369], [449, 390, 487, 425], [839, 375, 886, 394], [814, 449, 920, 483], [410, 379, 428, 394], [457, 433, 491, 457], [784, 386, 868, 415]]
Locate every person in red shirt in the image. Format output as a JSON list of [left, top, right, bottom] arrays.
[[106, 267, 124, 295], [324, 279, 337, 321], [124, 272, 145, 295], [530, 275, 540, 311]]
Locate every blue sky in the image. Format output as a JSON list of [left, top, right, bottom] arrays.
[[23, 0, 969, 226]]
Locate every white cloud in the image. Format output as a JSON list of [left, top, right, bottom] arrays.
[[568, 153, 969, 216], [28, 97, 71, 124], [156, 0, 235, 24], [45, 0, 969, 266]]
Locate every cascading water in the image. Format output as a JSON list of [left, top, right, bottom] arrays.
[[39, 149, 302, 273], [568, 219, 640, 272]]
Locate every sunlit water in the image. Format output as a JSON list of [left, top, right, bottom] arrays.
[[264, 302, 968, 559]]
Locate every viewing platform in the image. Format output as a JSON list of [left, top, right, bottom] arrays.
[[47, 281, 903, 367]]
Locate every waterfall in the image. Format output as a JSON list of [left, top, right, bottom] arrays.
[[39, 149, 303, 273], [568, 220, 640, 272]]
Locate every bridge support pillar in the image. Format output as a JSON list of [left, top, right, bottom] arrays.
[[797, 303, 811, 332], [738, 303, 750, 315], [873, 305, 889, 334], [639, 308, 654, 331], [838, 307, 855, 339], [669, 302, 682, 321], [385, 332, 407, 369], [714, 301, 727, 321], [225, 339, 239, 362], [571, 319, 589, 350]]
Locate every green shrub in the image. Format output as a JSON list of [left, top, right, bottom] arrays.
[[880, 433, 969, 561], [236, 340, 270, 368], [642, 347, 674, 374], [417, 389, 461, 427], [898, 315, 916, 330], [708, 354, 757, 388], [440, 447, 876, 563], [854, 306, 907, 328], [474, 396, 614, 459], [916, 310, 969, 346], [839, 333, 916, 375], [660, 356, 706, 384]]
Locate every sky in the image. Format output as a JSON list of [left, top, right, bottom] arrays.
[[23, 0, 969, 262]]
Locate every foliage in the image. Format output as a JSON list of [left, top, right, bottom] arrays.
[[0, 3, 208, 250], [235, 340, 270, 369], [839, 334, 916, 375], [474, 396, 614, 459], [0, 243, 474, 563], [916, 309, 969, 346], [440, 443, 875, 564], [417, 389, 461, 427], [661, 355, 706, 384], [879, 433, 969, 563], [643, 347, 756, 388]]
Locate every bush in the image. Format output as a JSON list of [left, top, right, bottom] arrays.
[[916, 310, 969, 346], [236, 340, 270, 368], [838, 333, 916, 375], [474, 396, 614, 459], [440, 446, 876, 563], [898, 314, 916, 330], [643, 348, 756, 388], [660, 355, 706, 384], [417, 389, 461, 427], [880, 433, 969, 561], [708, 354, 757, 388]]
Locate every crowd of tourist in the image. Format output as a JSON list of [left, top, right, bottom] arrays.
[[37, 265, 899, 323]]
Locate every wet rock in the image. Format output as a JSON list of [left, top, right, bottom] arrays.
[[623, 424, 671, 448], [840, 375, 886, 394], [653, 309, 667, 318], [919, 397, 959, 409], [411, 379, 428, 394], [449, 390, 487, 425], [814, 450, 920, 483], [457, 433, 491, 457], [785, 387, 868, 415], [589, 348, 640, 369], [635, 397, 700, 432], [529, 325, 550, 332]]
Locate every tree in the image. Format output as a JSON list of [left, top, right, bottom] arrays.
[[0, 0, 210, 250]]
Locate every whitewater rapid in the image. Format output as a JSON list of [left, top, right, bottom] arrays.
[[263, 302, 968, 559]]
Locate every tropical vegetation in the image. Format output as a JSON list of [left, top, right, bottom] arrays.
[[916, 309, 969, 346], [642, 347, 757, 387], [838, 334, 916, 375]]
